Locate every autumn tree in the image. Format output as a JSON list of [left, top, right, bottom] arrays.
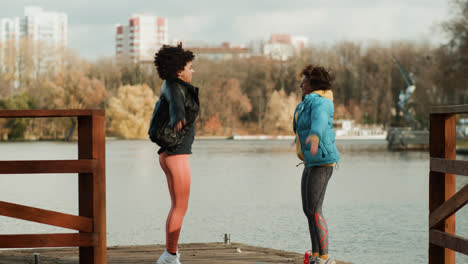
[[242, 59, 275, 132], [0, 91, 36, 140], [203, 113, 223, 136], [0, 39, 17, 97], [439, 0, 468, 104], [108, 84, 157, 139], [45, 51, 109, 140], [265, 89, 299, 132], [223, 79, 252, 134], [88, 58, 123, 95]]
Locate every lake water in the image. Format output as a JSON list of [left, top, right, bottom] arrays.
[[0, 139, 467, 264]]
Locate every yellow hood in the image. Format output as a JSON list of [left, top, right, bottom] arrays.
[[312, 90, 334, 101]]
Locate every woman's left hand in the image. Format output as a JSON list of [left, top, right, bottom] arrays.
[[305, 135, 318, 156]]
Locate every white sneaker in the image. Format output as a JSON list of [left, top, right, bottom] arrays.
[[156, 249, 181, 264], [315, 256, 336, 264], [312, 256, 321, 264]]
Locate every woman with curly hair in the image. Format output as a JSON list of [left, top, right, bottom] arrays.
[[293, 65, 340, 264], [149, 43, 199, 264]]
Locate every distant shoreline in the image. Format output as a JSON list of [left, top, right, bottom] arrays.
[[0, 135, 388, 142], [196, 135, 387, 140]]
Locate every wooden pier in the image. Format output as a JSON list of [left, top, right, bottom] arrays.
[[0, 242, 349, 264], [0, 109, 349, 264]]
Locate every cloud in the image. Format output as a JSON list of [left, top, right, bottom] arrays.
[[68, 24, 116, 60], [232, 9, 329, 41], [167, 15, 216, 43], [0, 0, 450, 59]]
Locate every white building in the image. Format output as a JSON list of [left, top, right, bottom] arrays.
[[1, 7, 68, 47], [263, 43, 294, 61], [263, 34, 309, 61], [22, 6, 68, 48], [291, 36, 308, 50], [0, 18, 21, 43], [116, 14, 168, 63], [185, 42, 250, 60], [0, 7, 67, 88]]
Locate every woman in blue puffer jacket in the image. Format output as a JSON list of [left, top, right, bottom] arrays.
[[293, 65, 339, 264]]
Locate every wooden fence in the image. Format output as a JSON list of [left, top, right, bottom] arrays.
[[0, 110, 106, 264], [429, 105, 468, 263]]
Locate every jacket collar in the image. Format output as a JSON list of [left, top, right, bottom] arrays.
[[297, 90, 333, 120], [312, 90, 333, 101], [174, 78, 199, 95], [303, 90, 334, 102]]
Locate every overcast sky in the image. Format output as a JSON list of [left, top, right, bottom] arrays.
[[1, 0, 451, 60]]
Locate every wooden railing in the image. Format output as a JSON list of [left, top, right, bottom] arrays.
[[0, 110, 106, 264], [429, 105, 468, 263]]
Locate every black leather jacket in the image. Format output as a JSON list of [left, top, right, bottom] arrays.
[[148, 78, 199, 148]]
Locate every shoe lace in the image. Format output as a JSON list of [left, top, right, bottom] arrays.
[[314, 257, 324, 264]]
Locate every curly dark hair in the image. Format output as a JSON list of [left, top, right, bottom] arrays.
[[154, 43, 195, 80], [300, 64, 335, 91]]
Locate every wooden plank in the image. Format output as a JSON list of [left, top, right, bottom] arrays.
[[429, 184, 468, 229], [0, 201, 93, 232], [0, 160, 97, 174], [78, 114, 107, 264], [0, 243, 351, 264], [0, 109, 104, 118], [0, 233, 97, 248], [431, 105, 468, 114], [430, 229, 468, 255], [429, 114, 457, 264], [430, 158, 468, 176]]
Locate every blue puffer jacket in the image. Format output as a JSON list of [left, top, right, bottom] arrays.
[[293, 91, 340, 167]]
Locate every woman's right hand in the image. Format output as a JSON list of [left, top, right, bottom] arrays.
[[173, 120, 186, 132], [305, 135, 319, 156]]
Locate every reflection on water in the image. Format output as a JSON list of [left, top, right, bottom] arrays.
[[0, 139, 467, 264]]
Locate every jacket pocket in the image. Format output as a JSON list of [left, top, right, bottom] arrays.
[[318, 140, 329, 158], [148, 98, 187, 147]]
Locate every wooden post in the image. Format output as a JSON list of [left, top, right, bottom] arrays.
[[78, 115, 106, 264], [429, 114, 456, 264]]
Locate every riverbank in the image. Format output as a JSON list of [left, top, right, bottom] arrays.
[[195, 135, 387, 140], [0, 242, 349, 264], [0, 134, 389, 142], [457, 139, 468, 154]]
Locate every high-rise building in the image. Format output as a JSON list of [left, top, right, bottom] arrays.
[[0, 7, 68, 89], [0, 18, 21, 43], [0, 7, 68, 47], [0, 18, 20, 76], [116, 14, 168, 63], [22, 6, 68, 48]]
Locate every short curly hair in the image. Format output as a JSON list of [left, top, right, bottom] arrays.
[[154, 43, 195, 80], [300, 64, 335, 91]]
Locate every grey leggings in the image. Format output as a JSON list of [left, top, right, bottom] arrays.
[[301, 166, 333, 255]]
